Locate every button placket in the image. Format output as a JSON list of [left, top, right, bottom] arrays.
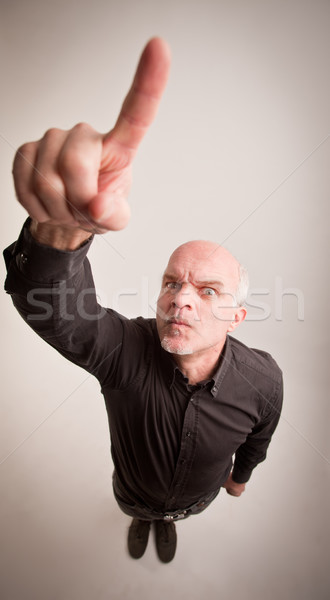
[[165, 393, 199, 510]]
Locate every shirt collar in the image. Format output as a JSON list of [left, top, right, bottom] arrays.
[[163, 335, 232, 397]]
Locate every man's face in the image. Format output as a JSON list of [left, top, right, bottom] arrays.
[[156, 241, 246, 358]]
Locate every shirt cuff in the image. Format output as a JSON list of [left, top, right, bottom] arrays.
[[231, 466, 253, 484], [4, 218, 93, 286]]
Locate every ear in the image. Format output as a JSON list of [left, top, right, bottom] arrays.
[[227, 307, 247, 333]]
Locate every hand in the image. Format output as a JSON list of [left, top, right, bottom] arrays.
[[12, 38, 171, 236], [223, 473, 246, 497]]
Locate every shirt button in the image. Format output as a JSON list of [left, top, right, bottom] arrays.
[[212, 386, 217, 394], [20, 253, 28, 264], [186, 431, 191, 437]]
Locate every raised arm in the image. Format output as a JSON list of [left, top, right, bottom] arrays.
[[12, 37, 171, 250], [4, 39, 171, 383]]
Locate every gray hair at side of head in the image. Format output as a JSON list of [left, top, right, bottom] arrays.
[[234, 263, 249, 307]]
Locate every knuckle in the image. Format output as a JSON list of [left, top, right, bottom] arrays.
[[72, 121, 95, 135], [58, 123, 99, 180], [59, 148, 96, 182], [16, 141, 32, 158], [13, 142, 34, 169], [42, 127, 64, 142]]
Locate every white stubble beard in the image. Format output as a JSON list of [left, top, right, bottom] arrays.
[[160, 331, 194, 356]]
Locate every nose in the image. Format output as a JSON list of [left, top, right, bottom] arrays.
[[171, 284, 193, 310]]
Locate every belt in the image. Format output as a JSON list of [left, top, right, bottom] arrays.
[[163, 510, 187, 522], [162, 497, 209, 521]]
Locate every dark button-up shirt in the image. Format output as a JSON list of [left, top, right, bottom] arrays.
[[4, 220, 283, 514]]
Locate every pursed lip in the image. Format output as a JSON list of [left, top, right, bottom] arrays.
[[165, 317, 191, 328]]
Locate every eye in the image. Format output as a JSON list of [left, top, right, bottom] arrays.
[[201, 287, 217, 296], [165, 281, 181, 291]]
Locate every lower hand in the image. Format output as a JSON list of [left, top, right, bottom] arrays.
[[223, 473, 246, 497]]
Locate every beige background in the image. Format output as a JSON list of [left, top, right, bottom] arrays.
[[1, 0, 329, 599]]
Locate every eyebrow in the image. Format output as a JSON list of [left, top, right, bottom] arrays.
[[195, 279, 225, 290], [163, 272, 225, 289]]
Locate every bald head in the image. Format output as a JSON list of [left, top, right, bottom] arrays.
[[165, 240, 248, 306], [157, 240, 248, 361]]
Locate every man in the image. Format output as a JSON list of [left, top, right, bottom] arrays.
[[4, 38, 283, 563]]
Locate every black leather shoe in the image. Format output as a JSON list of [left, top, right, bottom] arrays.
[[127, 519, 151, 559], [155, 520, 177, 563]]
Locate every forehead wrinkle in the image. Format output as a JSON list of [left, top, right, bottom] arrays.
[[162, 268, 225, 290], [164, 240, 241, 292]]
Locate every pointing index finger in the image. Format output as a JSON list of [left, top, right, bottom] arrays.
[[105, 37, 171, 151]]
